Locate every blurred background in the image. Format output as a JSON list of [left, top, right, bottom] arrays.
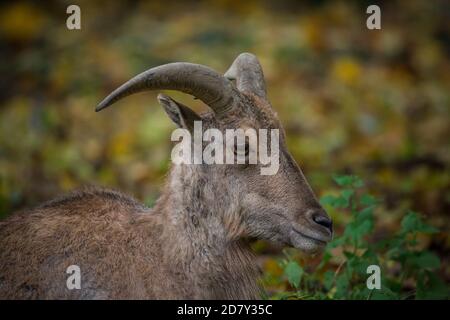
[[0, 0, 448, 293]]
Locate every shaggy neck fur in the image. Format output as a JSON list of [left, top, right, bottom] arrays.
[[154, 164, 261, 299]]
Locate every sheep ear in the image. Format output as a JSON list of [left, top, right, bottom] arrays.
[[157, 93, 201, 131]]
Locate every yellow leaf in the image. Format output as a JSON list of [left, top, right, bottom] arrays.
[[0, 3, 46, 41], [332, 57, 361, 85]]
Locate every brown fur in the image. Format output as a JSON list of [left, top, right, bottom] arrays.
[[0, 184, 259, 299], [0, 90, 331, 299]]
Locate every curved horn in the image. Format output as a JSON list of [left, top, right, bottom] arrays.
[[224, 53, 267, 100], [96, 63, 237, 115]]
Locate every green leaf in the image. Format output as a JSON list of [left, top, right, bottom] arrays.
[[334, 196, 350, 208], [360, 194, 378, 206], [344, 253, 358, 275], [410, 251, 441, 269], [284, 261, 303, 288], [344, 219, 373, 242], [320, 194, 338, 206], [333, 174, 364, 188], [371, 287, 399, 300], [362, 247, 377, 260], [401, 211, 439, 235], [269, 292, 295, 300], [379, 235, 404, 254], [269, 175, 445, 300], [317, 251, 332, 270], [353, 179, 364, 188], [333, 175, 353, 186], [357, 206, 374, 223], [341, 189, 354, 202], [325, 236, 346, 251], [416, 271, 449, 299], [320, 194, 348, 208], [334, 273, 350, 299], [323, 270, 335, 291]]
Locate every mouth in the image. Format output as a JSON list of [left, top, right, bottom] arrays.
[[290, 227, 331, 253], [292, 228, 328, 245]]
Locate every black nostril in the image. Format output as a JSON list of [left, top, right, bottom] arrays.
[[312, 213, 333, 232]]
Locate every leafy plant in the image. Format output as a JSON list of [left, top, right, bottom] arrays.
[[265, 175, 449, 300]]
